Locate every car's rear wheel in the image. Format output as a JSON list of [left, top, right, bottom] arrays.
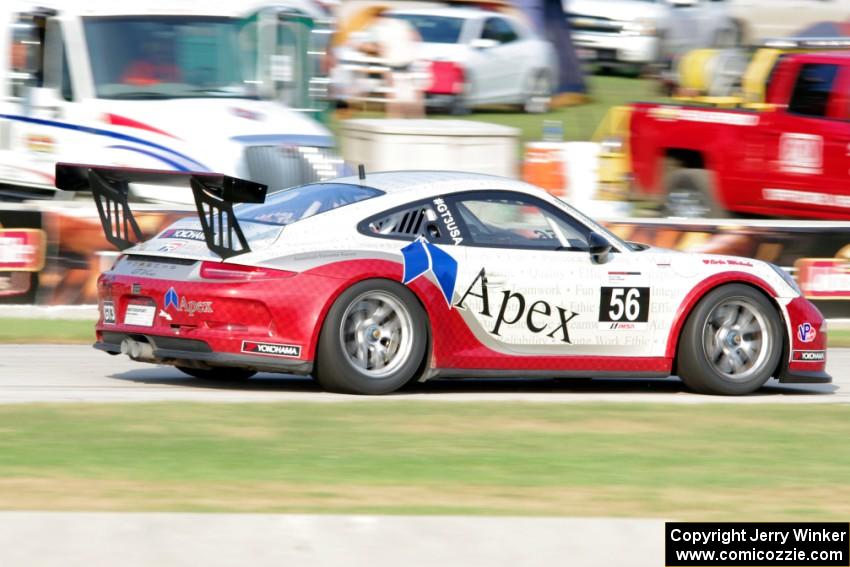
[[315, 279, 428, 395], [176, 366, 257, 380], [523, 71, 552, 114], [677, 284, 782, 395]]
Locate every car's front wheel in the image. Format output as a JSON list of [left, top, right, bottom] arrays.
[[677, 284, 783, 395], [315, 279, 428, 395]]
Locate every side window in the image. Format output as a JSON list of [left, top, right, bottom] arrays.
[[450, 193, 590, 250], [480, 18, 518, 44], [788, 63, 838, 118], [360, 199, 455, 244], [8, 13, 47, 98], [61, 46, 73, 101]]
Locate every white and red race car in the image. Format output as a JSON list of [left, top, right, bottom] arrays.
[[57, 164, 829, 395]]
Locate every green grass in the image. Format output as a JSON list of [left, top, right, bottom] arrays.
[[0, 318, 94, 344], [330, 74, 663, 144], [0, 402, 848, 518]]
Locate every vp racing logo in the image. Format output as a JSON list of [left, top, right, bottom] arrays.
[[164, 286, 213, 316], [400, 237, 458, 306], [797, 322, 816, 343]]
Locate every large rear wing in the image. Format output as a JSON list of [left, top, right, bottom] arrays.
[[55, 164, 268, 259]]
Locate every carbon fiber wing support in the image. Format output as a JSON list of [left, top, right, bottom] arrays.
[[55, 163, 268, 258]]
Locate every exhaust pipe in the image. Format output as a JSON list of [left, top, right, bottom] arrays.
[[120, 338, 156, 362]]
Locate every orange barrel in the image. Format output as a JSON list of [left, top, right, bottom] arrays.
[[522, 143, 567, 196]]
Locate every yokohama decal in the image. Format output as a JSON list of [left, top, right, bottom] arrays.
[[161, 228, 206, 241], [792, 350, 825, 362], [241, 340, 301, 358]]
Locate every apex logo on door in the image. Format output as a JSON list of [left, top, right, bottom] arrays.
[[598, 287, 650, 330], [455, 268, 579, 344]]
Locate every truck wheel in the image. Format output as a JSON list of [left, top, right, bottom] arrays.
[[315, 279, 428, 395], [677, 284, 782, 395], [663, 168, 727, 218]]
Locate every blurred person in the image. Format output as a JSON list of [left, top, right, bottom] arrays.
[[122, 34, 181, 86], [514, 0, 587, 107], [328, 6, 383, 117], [365, 9, 425, 118]]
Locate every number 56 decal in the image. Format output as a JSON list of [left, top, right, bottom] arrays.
[[599, 287, 650, 330]]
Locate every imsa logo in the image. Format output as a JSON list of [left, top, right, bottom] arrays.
[[241, 341, 301, 358]]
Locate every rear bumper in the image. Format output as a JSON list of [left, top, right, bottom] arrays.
[[95, 331, 313, 375], [95, 266, 351, 372]]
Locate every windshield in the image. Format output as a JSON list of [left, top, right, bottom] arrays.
[[554, 199, 638, 251], [236, 183, 383, 226], [84, 16, 254, 100], [389, 15, 465, 44]]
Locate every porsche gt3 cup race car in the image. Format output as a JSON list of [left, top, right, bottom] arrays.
[[56, 163, 830, 395]]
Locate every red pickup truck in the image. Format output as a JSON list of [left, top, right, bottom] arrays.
[[629, 51, 850, 219]]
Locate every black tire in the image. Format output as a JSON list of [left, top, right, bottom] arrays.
[[448, 92, 470, 115], [315, 279, 428, 395], [677, 284, 783, 395], [448, 76, 472, 115], [522, 70, 552, 114], [663, 168, 727, 218], [176, 366, 257, 380]]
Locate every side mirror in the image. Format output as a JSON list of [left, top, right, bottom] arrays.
[[470, 38, 499, 50], [588, 232, 612, 264]]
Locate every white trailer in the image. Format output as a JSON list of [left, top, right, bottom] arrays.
[[0, 0, 344, 203]]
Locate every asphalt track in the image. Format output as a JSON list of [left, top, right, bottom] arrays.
[[0, 344, 848, 403], [0, 512, 664, 567]]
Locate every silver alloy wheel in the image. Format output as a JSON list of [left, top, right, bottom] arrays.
[[701, 298, 771, 380], [339, 291, 414, 379]]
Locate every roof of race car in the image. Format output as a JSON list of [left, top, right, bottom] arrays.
[[330, 170, 537, 197]]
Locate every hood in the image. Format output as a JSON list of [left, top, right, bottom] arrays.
[[129, 216, 285, 262], [94, 98, 332, 150], [567, 0, 664, 21]]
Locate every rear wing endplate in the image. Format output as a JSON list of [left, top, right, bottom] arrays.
[[55, 163, 268, 259]]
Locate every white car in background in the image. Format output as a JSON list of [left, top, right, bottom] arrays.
[[567, 0, 739, 73], [392, 8, 558, 114], [337, 7, 558, 114]]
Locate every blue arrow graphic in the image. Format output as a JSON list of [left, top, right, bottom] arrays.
[[164, 287, 179, 310], [400, 237, 458, 306]]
